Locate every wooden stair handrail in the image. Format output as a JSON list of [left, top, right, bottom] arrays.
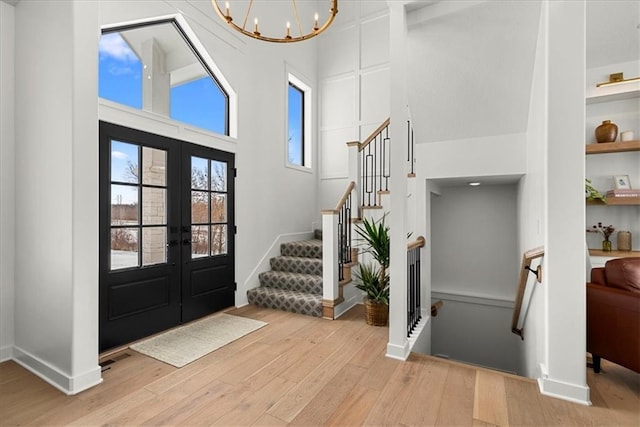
[[335, 181, 356, 211], [407, 236, 425, 251], [358, 117, 390, 151], [431, 300, 443, 317], [511, 246, 545, 339]]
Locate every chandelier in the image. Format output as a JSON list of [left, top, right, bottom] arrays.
[[212, 0, 338, 43]]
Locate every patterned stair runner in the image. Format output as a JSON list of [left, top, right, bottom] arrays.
[[247, 238, 324, 317]]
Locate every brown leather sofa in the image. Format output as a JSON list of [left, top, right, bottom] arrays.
[[587, 257, 640, 373]]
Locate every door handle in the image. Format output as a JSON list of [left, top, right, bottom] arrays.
[[166, 240, 178, 248], [183, 239, 191, 245]]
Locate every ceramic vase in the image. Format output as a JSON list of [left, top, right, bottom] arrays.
[[617, 231, 632, 251], [595, 120, 618, 143]]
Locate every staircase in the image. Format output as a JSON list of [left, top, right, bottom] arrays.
[[247, 231, 324, 317]]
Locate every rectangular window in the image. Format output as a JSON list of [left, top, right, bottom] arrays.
[[288, 83, 304, 166], [287, 73, 311, 169]]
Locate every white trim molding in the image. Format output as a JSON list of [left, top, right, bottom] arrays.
[[538, 363, 591, 406], [12, 346, 102, 395]]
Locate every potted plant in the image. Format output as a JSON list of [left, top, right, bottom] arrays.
[[585, 179, 606, 203], [354, 215, 390, 326]]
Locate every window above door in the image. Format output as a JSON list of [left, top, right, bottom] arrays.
[[99, 17, 235, 137]]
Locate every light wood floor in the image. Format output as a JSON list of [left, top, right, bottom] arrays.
[[1, 305, 638, 426]]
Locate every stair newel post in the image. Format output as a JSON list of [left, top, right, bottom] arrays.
[[346, 141, 361, 218], [321, 210, 340, 319]]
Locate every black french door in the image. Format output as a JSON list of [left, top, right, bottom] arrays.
[[99, 122, 235, 352]]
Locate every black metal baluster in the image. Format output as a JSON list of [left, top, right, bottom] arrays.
[[407, 244, 422, 336]]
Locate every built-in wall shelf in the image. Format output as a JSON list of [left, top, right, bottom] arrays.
[[585, 140, 640, 154], [589, 249, 640, 258], [585, 80, 640, 105], [586, 197, 640, 206]]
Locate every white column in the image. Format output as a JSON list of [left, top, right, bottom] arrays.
[[142, 38, 170, 115], [542, 0, 590, 405], [386, 1, 410, 360], [322, 211, 340, 319]]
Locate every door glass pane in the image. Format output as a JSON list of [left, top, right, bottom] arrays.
[[111, 141, 139, 183], [192, 191, 209, 223], [191, 157, 208, 190], [142, 187, 166, 225], [142, 227, 167, 266], [111, 185, 138, 225], [211, 160, 227, 192], [111, 227, 139, 269], [211, 225, 227, 255], [192, 225, 209, 258], [211, 193, 226, 223], [141, 147, 166, 186]]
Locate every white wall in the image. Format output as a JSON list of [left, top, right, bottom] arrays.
[[5, 0, 320, 392], [541, 0, 589, 404], [431, 185, 519, 300], [98, 1, 320, 302], [513, 0, 590, 406], [516, 0, 547, 379], [0, 0, 16, 362], [406, 0, 540, 144], [13, 0, 101, 393], [317, 0, 390, 211], [429, 184, 520, 372]]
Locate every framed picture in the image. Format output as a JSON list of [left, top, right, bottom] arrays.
[[613, 174, 632, 190]]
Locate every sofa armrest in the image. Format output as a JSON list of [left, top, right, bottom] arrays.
[[587, 283, 640, 373], [590, 267, 606, 285]]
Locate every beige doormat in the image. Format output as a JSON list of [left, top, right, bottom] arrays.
[[130, 313, 267, 368]]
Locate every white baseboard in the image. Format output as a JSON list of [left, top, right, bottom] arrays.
[[537, 363, 591, 406], [12, 346, 102, 395], [407, 309, 431, 355], [333, 294, 359, 319], [238, 230, 314, 306], [386, 341, 410, 361], [0, 345, 12, 362]]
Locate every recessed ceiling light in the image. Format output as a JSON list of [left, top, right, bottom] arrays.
[[468, 182, 481, 186]]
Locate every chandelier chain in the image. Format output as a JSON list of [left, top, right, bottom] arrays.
[[241, 0, 254, 32], [292, 0, 303, 37]]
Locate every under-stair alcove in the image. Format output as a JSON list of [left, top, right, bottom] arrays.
[[429, 180, 521, 373]]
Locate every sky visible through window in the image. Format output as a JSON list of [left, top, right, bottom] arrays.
[[111, 141, 138, 205], [99, 33, 142, 109], [99, 32, 226, 135], [288, 83, 304, 166]]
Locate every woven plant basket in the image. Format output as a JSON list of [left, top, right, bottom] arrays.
[[364, 299, 389, 326]]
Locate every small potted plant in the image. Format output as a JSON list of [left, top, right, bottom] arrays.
[[354, 215, 390, 326], [587, 222, 615, 252]]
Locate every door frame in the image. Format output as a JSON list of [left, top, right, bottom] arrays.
[[98, 121, 236, 352]]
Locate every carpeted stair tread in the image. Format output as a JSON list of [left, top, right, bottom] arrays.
[[270, 256, 323, 275], [247, 287, 322, 317], [258, 271, 322, 294], [280, 239, 323, 259]]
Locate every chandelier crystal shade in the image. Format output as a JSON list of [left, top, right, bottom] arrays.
[[212, 0, 338, 43]]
